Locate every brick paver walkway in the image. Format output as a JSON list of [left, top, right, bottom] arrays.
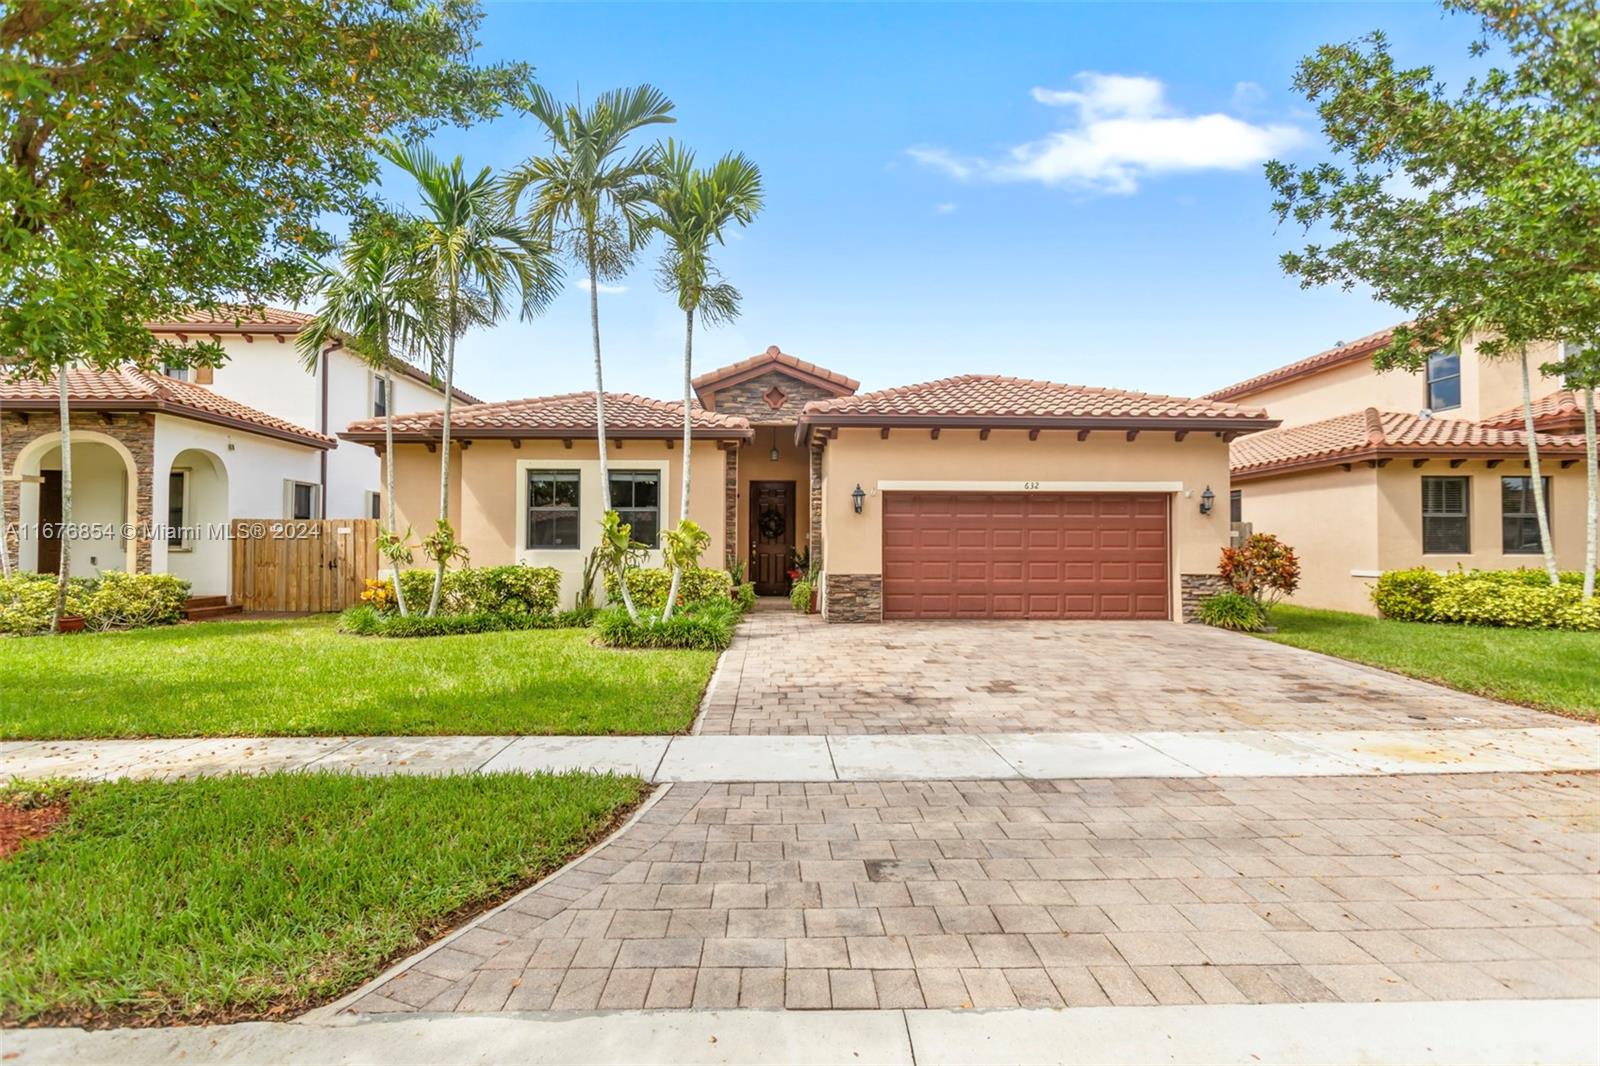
[[696, 612, 1543, 735], [345, 772, 1599, 1014]]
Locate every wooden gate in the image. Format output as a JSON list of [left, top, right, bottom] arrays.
[[230, 519, 381, 612]]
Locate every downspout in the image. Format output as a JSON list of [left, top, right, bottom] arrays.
[[318, 342, 337, 518]]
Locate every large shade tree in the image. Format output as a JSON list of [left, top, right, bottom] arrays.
[[649, 141, 764, 619], [383, 141, 562, 615], [506, 84, 675, 621], [1, 0, 525, 628], [1265, 0, 1600, 589]]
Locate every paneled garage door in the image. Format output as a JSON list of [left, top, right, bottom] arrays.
[[881, 492, 1170, 619]]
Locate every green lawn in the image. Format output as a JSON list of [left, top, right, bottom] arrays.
[[1262, 604, 1600, 719], [0, 616, 715, 739], [0, 771, 643, 1026]]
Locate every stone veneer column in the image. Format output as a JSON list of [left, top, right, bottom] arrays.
[[824, 573, 881, 622], [808, 439, 824, 567], [1179, 573, 1227, 622], [723, 444, 738, 570], [0, 410, 154, 574]]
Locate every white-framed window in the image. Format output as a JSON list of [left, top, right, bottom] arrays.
[[1501, 476, 1552, 555], [162, 363, 190, 382], [167, 469, 190, 550], [1425, 350, 1461, 411], [365, 491, 382, 520], [527, 470, 581, 549], [283, 480, 321, 520], [610, 470, 661, 547], [372, 374, 388, 418], [1422, 475, 1470, 554]]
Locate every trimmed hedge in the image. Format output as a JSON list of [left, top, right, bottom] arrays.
[[604, 567, 733, 613], [1195, 591, 1266, 632], [373, 565, 562, 616], [0, 572, 190, 635], [338, 604, 596, 638], [594, 600, 739, 650], [1372, 568, 1599, 630]]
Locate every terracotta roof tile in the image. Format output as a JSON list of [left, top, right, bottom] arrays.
[[692, 346, 859, 394], [145, 305, 317, 329], [799, 374, 1274, 430], [1204, 324, 1405, 401], [0, 367, 335, 448], [343, 392, 753, 441], [1231, 407, 1585, 479], [1480, 389, 1589, 433]]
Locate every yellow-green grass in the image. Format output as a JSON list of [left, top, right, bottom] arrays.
[[0, 616, 715, 738], [0, 771, 643, 1026], [1262, 604, 1600, 720]]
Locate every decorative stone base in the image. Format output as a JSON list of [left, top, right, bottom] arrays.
[[1180, 573, 1228, 622], [824, 573, 881, 623]]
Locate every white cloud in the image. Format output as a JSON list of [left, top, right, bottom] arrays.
[[574, 278, 628, 295], [934, 201, 958, 215], [910, 72, 1304, 195], [1230, 80, 1267, 112]]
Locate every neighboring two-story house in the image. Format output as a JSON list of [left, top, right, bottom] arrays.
[[1, 307, 476, 598], [1206, 327, 1590, 613]]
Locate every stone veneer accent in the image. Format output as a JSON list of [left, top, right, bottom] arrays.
[[1180, 573, 1228, 622], [808, 439, 824, 566], [1, 410, 155, 574], [705, 369, 841, 423], [722, 444, 738, 569], [824, 572, 881, 623]]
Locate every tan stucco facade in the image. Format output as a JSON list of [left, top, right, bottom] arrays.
[[1238, 459, 1590, 614], [817, 428, 1236, 622], [1234, 337, 1564, 430], [385, 438, 729, 608], [732, 429, 812, 572]]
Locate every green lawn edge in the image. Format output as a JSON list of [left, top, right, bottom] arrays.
[[1259, 604, 1600, 721]]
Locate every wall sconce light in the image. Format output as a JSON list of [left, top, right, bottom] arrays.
[[769, 426, 780, 462], [852, 483, 866, 514], [1199, 485, 1215, 515]]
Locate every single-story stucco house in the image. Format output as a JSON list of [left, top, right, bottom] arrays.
[[343, 348, 1278, 622]]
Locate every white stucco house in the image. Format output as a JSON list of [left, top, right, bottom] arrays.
[[1, 306, 478, 599]]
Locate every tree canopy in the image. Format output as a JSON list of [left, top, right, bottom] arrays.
[[1, 0, 529, 378]]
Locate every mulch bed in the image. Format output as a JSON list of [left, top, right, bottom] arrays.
[[1, 802, 67, 860]]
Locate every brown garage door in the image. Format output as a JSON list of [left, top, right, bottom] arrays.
[[882, 492, 1170, 619]]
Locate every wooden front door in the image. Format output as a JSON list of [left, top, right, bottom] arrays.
[[749, 480, 796, 596], [37, 470, 62, 575]]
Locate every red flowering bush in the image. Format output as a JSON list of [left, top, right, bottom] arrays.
[[1219, 533, 1301, 614]]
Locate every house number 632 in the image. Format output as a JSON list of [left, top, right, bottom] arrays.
[[1021, 481, 1040, 490]]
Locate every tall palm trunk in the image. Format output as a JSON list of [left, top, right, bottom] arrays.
[[662, 308, 694, 621], [383, 362, 409, 617], [428, 278, 459, 617], [51, 368, 73, 632], [588, 241, 637, 621], [1518, 347, 1559, 585], [1583, 387, 1597, 600], [0, 400, 12, 579]]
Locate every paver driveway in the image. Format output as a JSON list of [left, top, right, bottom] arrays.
[[345, 772, 1599, 1014], [697, 610, 1546, 735]]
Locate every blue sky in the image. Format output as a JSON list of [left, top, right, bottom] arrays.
[[388, 2, 1484, 405]]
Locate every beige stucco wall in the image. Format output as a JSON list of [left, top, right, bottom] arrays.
[[1235, 456, 1590, 615], [819, 428, 1235, 621], [1229, 336, 1564, 429], [1234, 466, 1381, 614], [382, 437, 727, 608]]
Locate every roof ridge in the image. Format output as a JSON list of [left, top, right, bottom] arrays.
[[1363, 406, 1386, 446], [1204, 321, 1412, 401]]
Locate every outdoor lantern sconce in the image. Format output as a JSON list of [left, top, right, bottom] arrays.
[[1199, 485, 1215, 515], [852, 483, 866, 514], [769, 426, 780, 462]]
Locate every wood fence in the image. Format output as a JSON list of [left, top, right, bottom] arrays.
[[230, 518, 381, 613]]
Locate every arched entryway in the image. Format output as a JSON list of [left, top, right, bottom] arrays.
[[9, 431, 140, 576], [163, 448, 230, 596]]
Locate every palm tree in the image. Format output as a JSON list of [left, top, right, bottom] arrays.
[[383, 140, 563, 615], [649, 141, 764, 619], [297, 212, 437, 615], [505, 84, 675, 620]]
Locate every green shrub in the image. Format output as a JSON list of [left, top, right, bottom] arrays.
[[594, 600, 739, 650], [375, 565, 561, 616], [604, 567, 733, 613], [1, 573, 85, 635], [790, 579, 813, 614], [732, 582, 757, 613], [0, 572, 189, 635], [337, 604, 594, 638], [1372, 567, 1597, 630], [1372, 568, 1442, 621], [1195, 591, 1266, 632]]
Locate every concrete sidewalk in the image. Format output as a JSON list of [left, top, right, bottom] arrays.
[[8, 1001, 1597, 1064], [2, 725, 1595, 783]]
